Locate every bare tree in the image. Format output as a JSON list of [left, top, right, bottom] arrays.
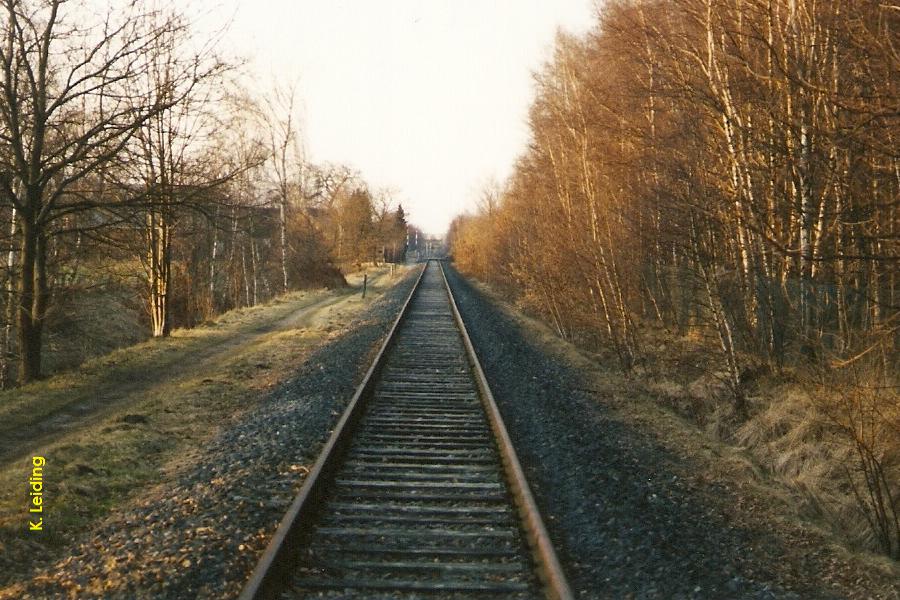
[[0, 0, 209, 382], [449, 0, 898, 554], [263, 83, 304, 293], [119, 11, 237, 338]]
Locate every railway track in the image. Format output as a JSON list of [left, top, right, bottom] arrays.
[[239, 260, 571, 600]]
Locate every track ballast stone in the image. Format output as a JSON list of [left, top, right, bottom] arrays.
[[442, 265, 864, 600], [10, 270, 420, 600]]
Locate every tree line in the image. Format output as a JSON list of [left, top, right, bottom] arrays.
[[450, 0, 898, 556], [0, 0, 411, 387]]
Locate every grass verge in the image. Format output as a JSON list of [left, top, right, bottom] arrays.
[[0, 265, 409, 588], [464, 276, 900, 595]]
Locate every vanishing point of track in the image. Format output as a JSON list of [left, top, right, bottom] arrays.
[[239, 260, 572, 600]]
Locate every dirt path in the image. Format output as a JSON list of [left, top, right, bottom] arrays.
[[0, 266, 399, 466], [0, 264, 421, 595]]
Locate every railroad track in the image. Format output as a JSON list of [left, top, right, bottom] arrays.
[[239, 260, 571, 600]]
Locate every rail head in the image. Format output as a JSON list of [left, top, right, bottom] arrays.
[[438, 261, 574, 600], [237, 263, 427, 600]]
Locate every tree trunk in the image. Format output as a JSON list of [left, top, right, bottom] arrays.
[[148, 208, 171, 338], [798, 119, 814, 345], [279, 199, 288, 292], [241, 241, 250, 307], [250, 236, 258, 306], [209, 205, 219, 316], [17, 215, 45, 384], [2, 207, 17, 388]]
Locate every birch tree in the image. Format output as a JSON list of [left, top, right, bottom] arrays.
[[122, 12, 234, 338], [263, 84, 304, 293], [0, 0, 196, 383]]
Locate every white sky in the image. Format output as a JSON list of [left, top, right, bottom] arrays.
[[214, 1, 598, 234]]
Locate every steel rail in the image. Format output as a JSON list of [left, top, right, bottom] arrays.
[[238, 263, 427, 600], [237, 260, 571, 600], [438, 260, 573, 600]]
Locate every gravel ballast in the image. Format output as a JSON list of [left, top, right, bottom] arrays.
[[443, 265, 895, 600], [8, 268, 420, 600], [8, 263, 896, 600]]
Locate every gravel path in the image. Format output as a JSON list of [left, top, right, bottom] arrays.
[[6, 268, 421, 600], [443, 266, 892, 600]]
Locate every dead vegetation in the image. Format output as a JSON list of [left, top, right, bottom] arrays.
[[0, 265, 408, 587], [449, 0, 898, 561], [638, 329, 899, 559], [0, 0, 421, 388], [460, 274, 899, 593]]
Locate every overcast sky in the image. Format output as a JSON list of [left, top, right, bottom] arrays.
[[215, 0, 598, 234]]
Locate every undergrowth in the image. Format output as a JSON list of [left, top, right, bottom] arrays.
[[638, 325, 899, 560]]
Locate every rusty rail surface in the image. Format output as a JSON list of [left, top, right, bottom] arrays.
[[238, 260, 572, 600]]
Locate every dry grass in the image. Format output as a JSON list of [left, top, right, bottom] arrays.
[[621, 318, 899, 558], [648, 339, 899, 557], [0, 264, 409, 587], [466, 277, 899, 585]]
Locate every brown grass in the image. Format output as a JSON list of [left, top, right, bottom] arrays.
[[0, 264, 409, 588], [464, 276, 899, 587]]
